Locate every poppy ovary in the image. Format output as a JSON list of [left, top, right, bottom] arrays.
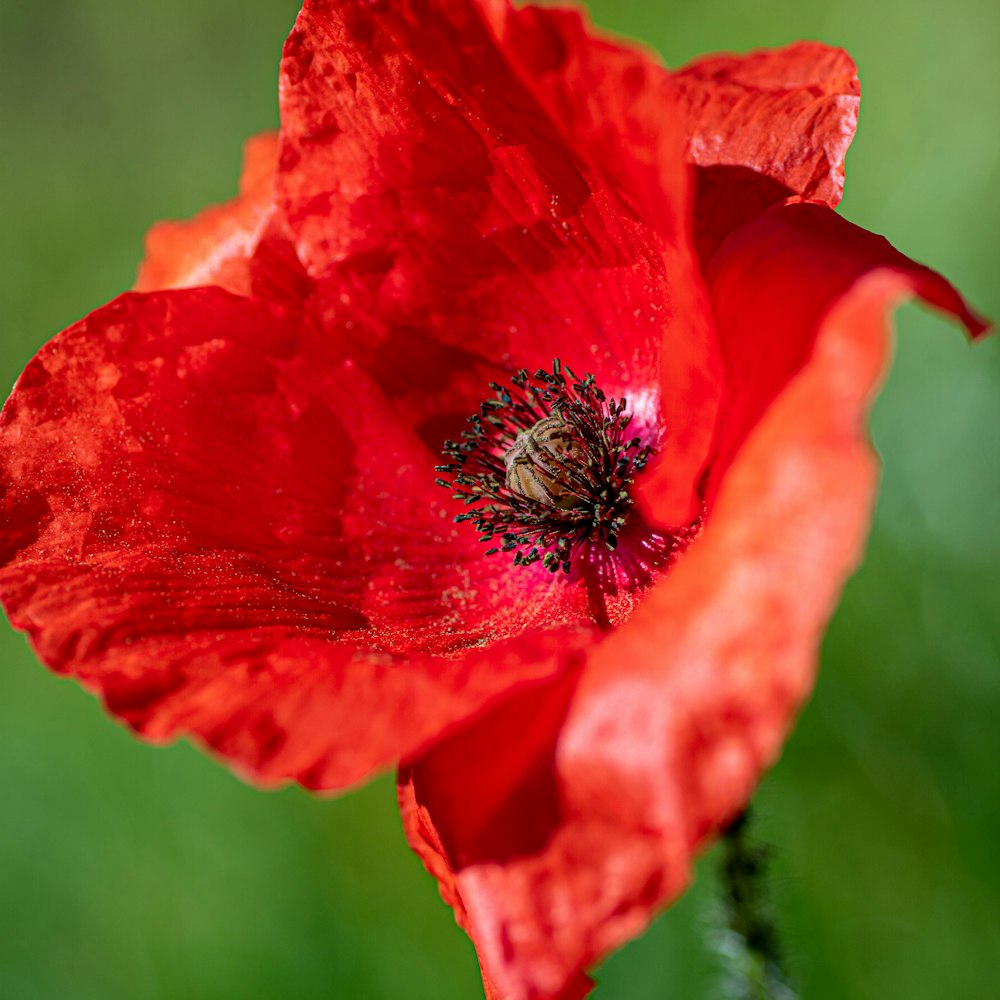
[[436, 361, 653, 574], [503, 414, 590, 512]]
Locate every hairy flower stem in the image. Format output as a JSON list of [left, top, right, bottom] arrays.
[[714, 809, 796, 1000]]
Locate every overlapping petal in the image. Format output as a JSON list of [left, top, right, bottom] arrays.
[[701, 199, 988, 504], [674, 42, 860, 262], [134, 132, 280, 296], [398, 204, 985, 1000], [274, 0, 699, 491], [481, 1, 720, 524], [483, 2, 688, 243], [0, 287, 597, 790]]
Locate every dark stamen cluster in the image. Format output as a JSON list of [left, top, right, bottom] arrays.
[[436, 360, 652, 573]]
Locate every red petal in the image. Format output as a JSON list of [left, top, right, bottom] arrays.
[[135, 132, 280, 296], [700, 199, 989, 506], [484, 3, 687, 243], [398, 205, 988, 998], [397, 665, 596, 1000], [481, 0, 721, 526], [0, 288, 592, 789], [673, 43, 860, 262], [275, 0, 707, 508]]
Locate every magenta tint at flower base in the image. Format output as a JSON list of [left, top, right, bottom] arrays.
[[0, 2, 990, 999]]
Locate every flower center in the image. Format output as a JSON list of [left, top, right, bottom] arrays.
[[436, 360, 652, 573]]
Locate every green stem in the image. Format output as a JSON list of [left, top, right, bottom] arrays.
[[714, 809, 796, 1000]]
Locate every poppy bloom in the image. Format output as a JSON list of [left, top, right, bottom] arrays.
[[0, 0, 988, 997]]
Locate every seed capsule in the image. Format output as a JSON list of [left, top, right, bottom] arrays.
[[504, 414, 587, 510]]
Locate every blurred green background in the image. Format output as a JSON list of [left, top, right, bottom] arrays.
[[1, 1, 997, 998]]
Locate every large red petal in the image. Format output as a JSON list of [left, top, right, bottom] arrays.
[[673, 42, 860, 262], [275, 0, 696, 489], [398, 213, 987, 998], [398, 664, 596, 1000], [481, 0, 721, 527], [699, 199, 988, 508], [134, 132, 280, 296], [0, 287, 594, 790]]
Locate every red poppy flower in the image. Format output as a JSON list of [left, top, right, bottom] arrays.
[[0, 2, 988, 998]]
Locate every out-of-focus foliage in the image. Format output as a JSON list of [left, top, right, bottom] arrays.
[[1, 2, 997, 998]]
